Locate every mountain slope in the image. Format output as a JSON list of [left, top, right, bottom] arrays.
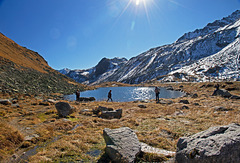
[[0, 33, 84, 94], [168, 37, 240, 82], [59, 57, 127, 85], [103, 10, 240, 83], [58, 10, 240, 84]]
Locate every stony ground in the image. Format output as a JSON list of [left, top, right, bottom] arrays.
[[0, 81, 239, 162]]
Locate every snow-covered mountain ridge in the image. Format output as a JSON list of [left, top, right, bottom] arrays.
[[103, 10, 240, 83], [59, 10, 240, 84]]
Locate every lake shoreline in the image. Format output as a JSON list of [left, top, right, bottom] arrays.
[[64, 86, 186, 102]]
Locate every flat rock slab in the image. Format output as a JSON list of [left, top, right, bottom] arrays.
[[141, 142, 175, 158], [103, 127, 141, 163], [176, 123, 240, 163]]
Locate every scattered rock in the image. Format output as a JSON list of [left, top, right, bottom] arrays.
[[80, 109, 91, 113], [180, 105, 190, 110], [100, 109, 122, 119], [55, 102, 75, 117], [93, 106, 113, 115], [78, 97, 95, 102], [225, 82, 233, 85], [39, 102, 50, 106], [191, 93, 198, 98], [24, 134, 40, 141], [103, 127, 141, 163], [193, 103, 200, 106], [173, 111, 186, 116], [212, 89, 232, 98], [47, 99, 57, 104], [166, 86, 174, 90], [11, 103, 20, 108], [140, 142, 175, 158], [140, 100, 150, 103], [179, 100, 189, 104], [206, 84, 214, 87], [226, 87, 238, 91], [175, 123, 240, 163], [214, 106, 233, 111], [0, 99, 11, 105], [138, 104, 147, 108], [230, 95, 240, 99], [159, 99, 173, 105]]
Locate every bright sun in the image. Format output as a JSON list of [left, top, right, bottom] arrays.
[[134, 0, 147, 6]]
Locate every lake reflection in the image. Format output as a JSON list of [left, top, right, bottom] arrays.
[[64, 87, 185, 102]]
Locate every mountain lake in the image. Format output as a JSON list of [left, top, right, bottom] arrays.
[[64, 86, 185, 102]]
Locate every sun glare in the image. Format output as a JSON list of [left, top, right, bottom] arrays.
[[134, 0, 147, 6]]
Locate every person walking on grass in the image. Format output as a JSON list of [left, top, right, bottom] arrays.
[[155, 87, 160, 103], [107, 90, 113, 102]]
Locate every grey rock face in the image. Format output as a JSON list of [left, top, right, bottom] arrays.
[[103, 127, 141, 163], [93, 106, 114, 115], [212, 89, 232, 98], [175, 123, 240, 163], [55, 102, 75, 117], [100, 109, 122, 119], [0, 99, 11, 105]]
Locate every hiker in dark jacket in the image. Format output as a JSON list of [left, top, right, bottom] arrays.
[[76, 89, 80, 101], [155, 87, 160, 103], [107, 90, 113, 102]]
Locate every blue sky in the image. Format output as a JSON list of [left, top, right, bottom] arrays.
[[0, 0, 239, 70]]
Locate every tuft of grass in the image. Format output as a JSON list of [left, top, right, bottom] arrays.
[[137, 152, 168, 162], [0, 120, 24, 159]]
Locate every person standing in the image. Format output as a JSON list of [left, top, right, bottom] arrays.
[[155, 87, 160, 103], [107, 90, 113, 102], [76, 89, 80, 101]]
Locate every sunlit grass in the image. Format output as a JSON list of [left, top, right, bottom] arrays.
[[0, 81, 239, 162]]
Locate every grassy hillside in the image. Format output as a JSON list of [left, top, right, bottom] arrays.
[[0, 33, 85, 94]]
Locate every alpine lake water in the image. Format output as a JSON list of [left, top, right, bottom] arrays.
[[64, 86, 185, 102]]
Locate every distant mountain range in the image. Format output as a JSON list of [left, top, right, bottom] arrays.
[[60, 10, 240, 84], [59, 57, 128, 85]]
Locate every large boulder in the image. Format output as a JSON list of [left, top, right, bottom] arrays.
[[212, 89, 232, 98], [100, 109, 122, 119], [175, 123, 240, 163], [55, 102, 75, 117], [103, 127, 141, 163]]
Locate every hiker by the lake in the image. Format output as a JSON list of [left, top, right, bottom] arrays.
[[107, 90, 113, 102], [214, 83, 220, 90], [155, 87, 160, 103], [76, 89, 80, 101]]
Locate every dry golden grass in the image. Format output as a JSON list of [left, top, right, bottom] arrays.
[[0, 33, 50, 73], [0, 81, 239, 162], [0, 120, 24, 160]]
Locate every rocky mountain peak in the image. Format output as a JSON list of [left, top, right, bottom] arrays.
[[177, 10, 240, 43]]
